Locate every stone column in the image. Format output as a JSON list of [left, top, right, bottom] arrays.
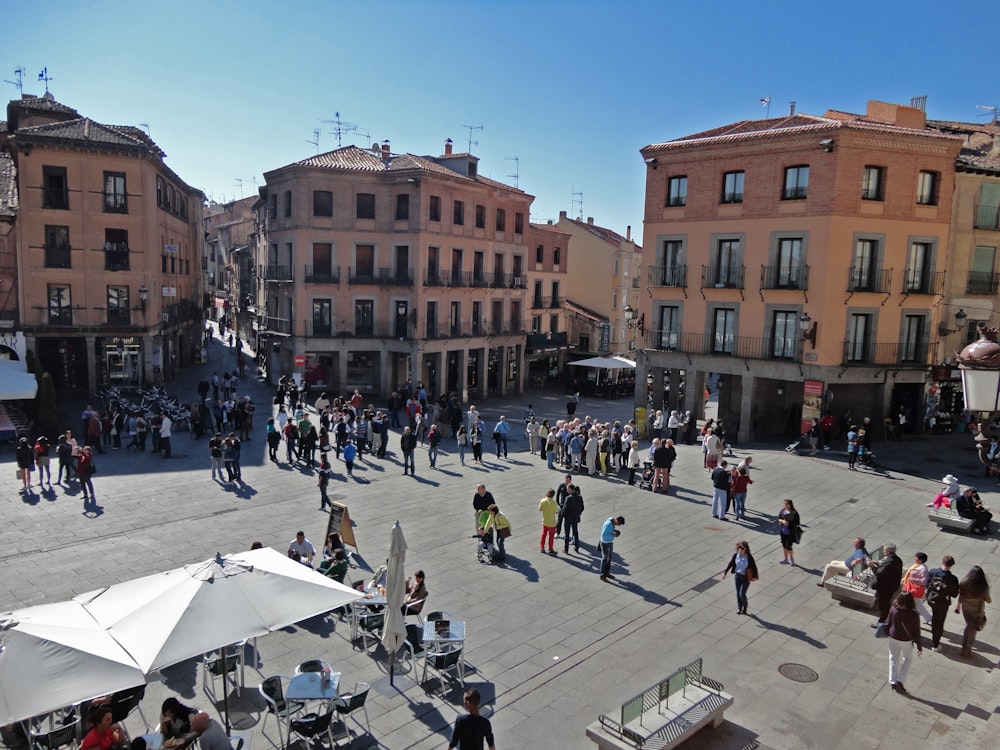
[[740, 372, 755, 444]]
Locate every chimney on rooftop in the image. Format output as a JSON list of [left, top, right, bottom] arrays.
[[444, 138, 453, 156], [587, 217, 594, 225], [381, 139, 391, 160], [789, 101, 796, 116], [626, 225, 631, 241], [559, 210, 567, 220]]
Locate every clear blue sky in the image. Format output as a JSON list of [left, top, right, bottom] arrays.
[[6, 0, 998, 245]]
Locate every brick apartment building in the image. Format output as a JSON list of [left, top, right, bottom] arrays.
[[254, 140, 534, 400], [1, 93, 204, 393], [638, 101, 963, 441]]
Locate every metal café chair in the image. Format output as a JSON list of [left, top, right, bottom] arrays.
[[356, 610, 385, 651], [288, 710, 336, 750], [332, 682, 371, 743], [257, 675, 304, 749], [422, 643, 465, 687], [202, 642, 245, 702], [294, 659, 333, 676], [29, 717, 80, 750]]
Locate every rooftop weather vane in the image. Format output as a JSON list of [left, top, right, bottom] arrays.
[[38, 67, 52, 94], [760, 97, 771, 118], [462, 124, 483, 153], [4, 67, 24, 95]]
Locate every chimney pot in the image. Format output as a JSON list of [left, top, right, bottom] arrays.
[[559, 210, 567, 220], [587, 217, 594, 225], [444, 138, 453, 155], [626, 225, 631, 241], [381, 139, 390, 159], [789, 101, 796, 116]]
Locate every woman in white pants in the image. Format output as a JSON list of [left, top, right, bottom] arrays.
[[887, 592, 923, 693]]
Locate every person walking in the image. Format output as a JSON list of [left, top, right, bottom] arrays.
[[266, 418, 281, 462], [208, 432, 225, 482], [493, 416, 511, 458], [33, 435, 52, 486], [539, 488, 558, 554], [626, 439, 642, 486], [711, 460, 731, 520], [342, 439, 357, 477], [400, 426, 417, 476], [872, 543, 904, 629], [731, 465, 752, 520], [456, 425, 468, 465], [887, 592, 923, 694], [77, 445, 97, 508], [777, 498, 800, 565], [723, 541, 759, 615], [482, 505, 511, 561], [470, 421, 483, 464], [562, 484, 584, 554], [159, 411, 173, 458], [926, 556, 960, 651], [901, 552, 933, 625], [427, 424, 441, 469], [955, 565, 992, 658], [846, 424, 859, 470], [598, 515, 625, 582], [16, 437, 34, 492], [317, 452, 332, 511], [448, 688, 495, 750]]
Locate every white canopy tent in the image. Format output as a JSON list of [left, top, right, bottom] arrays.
[[0, 360, 37, 401], [0, 601, 147, 725], [75, 547, 362, 673], [569, 355, 636, 369]]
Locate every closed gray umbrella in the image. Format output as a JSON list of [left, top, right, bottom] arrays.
[[381, 522, 408, 685]]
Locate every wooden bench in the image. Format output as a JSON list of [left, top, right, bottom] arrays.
[[825, 575, 876, 609], [928, 507, 975, 532], [586, 658, 733, 750]]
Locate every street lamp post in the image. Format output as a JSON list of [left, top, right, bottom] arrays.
[[957, 325, 1000, 413]]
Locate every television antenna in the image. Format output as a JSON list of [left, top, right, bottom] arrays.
[[505, 156, 519, 188], [37, 66, 53, 94], [138, 123, 151, 136], [976, 105, 999, 124], [306, 128, 321, 154], [462, 124, 483, 153], [571, 189, 583, 221], [4, 67, 25, 95], [321, 112, 368, 147], [234, 178, 245, 198]]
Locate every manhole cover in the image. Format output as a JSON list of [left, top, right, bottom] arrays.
[[778, 663, 818, 683]]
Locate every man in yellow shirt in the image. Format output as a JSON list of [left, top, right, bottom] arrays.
[[539, 488, 559, 554]]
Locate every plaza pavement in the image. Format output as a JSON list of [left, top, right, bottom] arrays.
[[1, 336, 998, 750]]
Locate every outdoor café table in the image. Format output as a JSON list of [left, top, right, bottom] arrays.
[[350, 588, 387, 640], [284, 670, 341, 740], [423, 620, 466, 646], [141, 733, 164, 750]]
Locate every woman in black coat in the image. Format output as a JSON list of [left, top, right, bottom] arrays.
[[723, 541, 759, 615]]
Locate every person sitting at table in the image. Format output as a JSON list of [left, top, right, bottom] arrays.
[[404, 570, 428, 615], [163, 714, 227, 750], [320, 549, 350, 583], [81, 707, 128, 750], [159, 698, 196, 741], [288, 531, 316, 566]]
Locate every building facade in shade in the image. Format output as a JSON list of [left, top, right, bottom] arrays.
[[554, 212, 642, 358], [638, 101, 963, 442], [524, 221, 572, 386], [2, 93, 204, 392], [0, 152, 19, 353], [203, 196, 256, 342], [255, 140, 532, 400]]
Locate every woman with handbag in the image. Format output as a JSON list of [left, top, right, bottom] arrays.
[[777, 498, 800, 565], [955, 566, 992, 658], [722, 541, 759, 615], [483, 505, 511, 561], [887, 591, 922, 693], [901, 552, 932, 624]]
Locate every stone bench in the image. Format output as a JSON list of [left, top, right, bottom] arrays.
[[586, 658, 733, 750], [825, 574, 876, 609], [928, 507, 975, 532]]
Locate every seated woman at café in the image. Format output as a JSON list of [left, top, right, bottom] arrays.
[[403, 570, 428, 615], [323, 533, 344, 559], [159, 698, 196, 740], [81, 707, 128, 750], [319, 549, 350, 583]]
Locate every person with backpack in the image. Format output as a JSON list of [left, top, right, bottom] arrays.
[[926, 555, 961, 651], [33, 435, 52, 486]]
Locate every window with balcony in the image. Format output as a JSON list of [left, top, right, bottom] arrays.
[[667, 176, 687, 207], [313, 190, 333, 217], [658, 305, 679, 350], [44, 225, 71, 268], [425, 301, 439, 338], [771, 311, 797, 359], [861, 166, 885, 201], [493, 253, 505, 288], [904, 241, 932, 293], [103, 171, 127, 213], [711, 239, 742, 288], [396, 245, 411, 284], [846, 313, 873, 362], [104, 229, 130, 271], [901, 314, 926, 363], [450, 301, 462, 337], [472, 301, 483, 336], [356, 193, 375, 219], [782, 165, 809, 200], [312, 299, 332, 337], [712, 308, 736, 354], [453, 200, 464, 226], [42, 166, 69, 209], [48, 284, 72, 325], [395, 193, 409, 220], [450, 248, 462, 286], [491, 300, 503, 335], [514, 212, 524, 234], [850, 238, 881, 291], [475, 204, 485, 229], [916, 170, 939, 206], [354, 299, 373, 336], [549, 313, 559, 333], [310, 242, 333, 281], [533, 280, 544, 307], [354, 244, 375, 283], [550, 281, 560, 307], [511, 300, 522, 332], [107, 286, 130, 326], [654, 239, 684, 286], [721, 171, 744, 204], [429, 195, 441, 222], [968, 245, 998, 294], [495, 208, 506, 232], [773, 237, 803, 288], [283, 190, 292, 217], [427, 246, 441, 285]]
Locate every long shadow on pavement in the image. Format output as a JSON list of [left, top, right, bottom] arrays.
[[745, 613, 827, 648]]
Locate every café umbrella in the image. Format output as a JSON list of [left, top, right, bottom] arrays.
[[380, 521, 408, 686], [76, 548, 362, 728], [0, 600, 147, 725]]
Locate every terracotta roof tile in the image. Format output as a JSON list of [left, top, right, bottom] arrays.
[[9, 93, 80, 117], [14, 117, 152, 153]]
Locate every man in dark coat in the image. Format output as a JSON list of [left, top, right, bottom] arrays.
[[926, 555, 961, 650], [872, 543, 903, 626], [561, 485, 585, 554]]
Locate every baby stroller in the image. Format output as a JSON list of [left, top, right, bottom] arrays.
[[476, 529, 499, 564], [857, 445, 877, 469], [638, 461, 655, 491], [785, 434, 806, 453]]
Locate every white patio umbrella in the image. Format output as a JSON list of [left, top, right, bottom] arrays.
[[74, 547, 362, 673], [380, 522, 408, 686], [0, 601, 147, 725], [568, 355, 636, 369]]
